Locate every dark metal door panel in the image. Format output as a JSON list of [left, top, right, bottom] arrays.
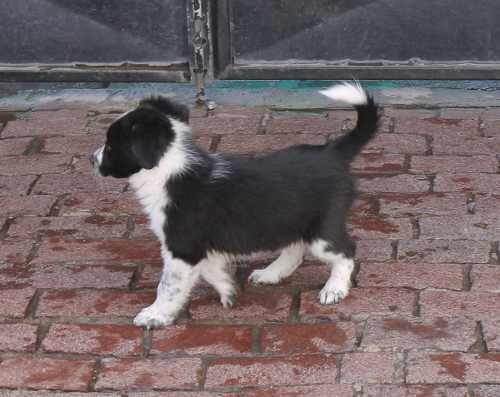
[[0, 0, 188, 63], [218, 0, 500, 79]]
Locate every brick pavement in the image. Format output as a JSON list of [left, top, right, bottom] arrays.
[[0, 104, 499, 396]]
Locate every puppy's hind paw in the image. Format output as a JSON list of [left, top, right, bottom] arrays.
[[133, 305, 175, 329], [220, 294, 236, 309]]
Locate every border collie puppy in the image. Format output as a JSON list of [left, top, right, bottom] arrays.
[[90, 82, 379, 328]]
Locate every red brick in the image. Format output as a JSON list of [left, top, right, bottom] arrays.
[[151, 324, 253, 355], [481, 108, 500, 120], [481, 119, 500, 137], [385, 108, 438, 120], [96, 357, 201, 390], [60, 192, 141, 216], [441, 108, 483, 120], [0, 356, 94, 391], [407, 352, 500, 384], [352, 153, 406, 173], [482, 320, 500, 350], [267, 113, 344, 135], [136, 262, 162, 289], [0, 175, 38, 196], [8, 215, 128, 239], [0, 137, 32, 156], [37, 289, 154, 318], [419, 215, 500, 240], [280, 262, 330, 289], [364, 133, 427, 154], [189, 290, 292, 323], [0, 195, 56, 217], [261, 322, 356, 353], [42, 323, 143, 355], [129, 392, 236, 397], [194, 135, 213, 151], [348, 216, 413, 239], [0, 288, 35, 317], [356, 239, 394, 262], [358, 175, 430, 193], [0, 154, 71, 176], [341, 352, 396, 384], [395, 117, 478, 137], [217, 134, 326, 154], [364, 385, 469, 397], [0, 263, 133, 289], [205, 355, 337, 388], [420, 290, 500, 320], [474, 385, 500, 397], [411, 155, 497, 173], [0, 238, 34, 264], [34, 238, 161, 264], [433, 134, 500, 155], [0, 392, 120, 397], [351, 196, 379, 217], [471, 265, 500, 292], [2, 109, 89, 138], [0, 323, 38, 352], [362, 317, 476, 352], [43, 135, 103, 154], [357, 262, 463, 290], [242, 384, 353, 397], [398, 239, 490, 264], [434, 173, 500, 194], [379, 192, 468, 217], [34, 172, 127, 195], [132, 215, 155, 240], [191, 106, 263, 136], [300, 288, 415, 321]]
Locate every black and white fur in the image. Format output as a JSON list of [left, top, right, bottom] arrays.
[[90, 82, 379, 328]]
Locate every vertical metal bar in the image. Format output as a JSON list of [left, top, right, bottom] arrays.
[[187, 0, 213, 103]]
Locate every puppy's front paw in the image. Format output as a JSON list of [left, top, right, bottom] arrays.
[[133, 305, 175, 329], [248, 268, 281, 285], [319, 280, 351, 305]]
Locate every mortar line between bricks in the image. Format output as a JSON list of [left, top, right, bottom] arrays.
[[24, 290, 42, 320], [335, 353, 343, 384], [209, 135, 221, 152], [26, 174, 41, 195], [428, 174, 436, 193], [0, 217, 14, 240], [410, 216, 420, 239], [288, 289, 301, 323], [463, 264, 472, 291], [413, 290, 421, 317], [34, 322, 50, 353], [257, 111, 271, 135], [128, 264, 143, 291], [251, 326, 262, 354], [88, 358, 102, 392], [22, 136, 44, 156], [390, 240, 399, 260], [491, 241, 500, 265], [143, 328, 152, 357], [48, 193, 70, 217], [424, 135, 434, 156], [468, 321, 487, 353], [124, 216, 135, 239]]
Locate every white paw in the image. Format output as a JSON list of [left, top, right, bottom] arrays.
[[319, 280, 351, 305], [248, 268, 281, 285], [133, 305, 175, 329], [220, 294, 235, 308]]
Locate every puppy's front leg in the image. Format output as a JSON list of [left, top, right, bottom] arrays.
[[134, 249, 199, 328]]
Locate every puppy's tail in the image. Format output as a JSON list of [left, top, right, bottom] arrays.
[[319, 81, 379, 162]]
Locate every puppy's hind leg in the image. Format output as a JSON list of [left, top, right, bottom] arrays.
[[200, 254, 237, 308], [249, 242, 305, 285], [309, 237, 355, 305]]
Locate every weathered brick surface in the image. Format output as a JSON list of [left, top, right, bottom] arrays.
[[0, 263, 133, 289], [261, 322, 356, 353], [0, 195, 56, 217], [96, 358, 202, 391], [300, 288, 415, 321], [398, 239, 490, 263], [0, 288, 35, 317], [407, 352, 500, 384], [151, 325, 253, 355], [3, 104, 500, 393], [0, 356, 94, 391], [0, 137, 33, 156], [361, 317, 476, 352], [0, 154, 72, 176], [205, 355, 337, 388], [357, 262, 464, 290], [341, 352, 396, 384], [42, 324, 143, 355], [189, 290, 292, 323], [420, 290, 500, 320], [411, 155, 498, 173], [0, 323, 38, 352], [2, 110, 89, 138], [37, 289, 154, 318]]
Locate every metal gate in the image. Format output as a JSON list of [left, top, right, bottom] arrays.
[[2, 0, 500, 83]]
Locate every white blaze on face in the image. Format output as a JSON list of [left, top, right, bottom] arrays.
[[94, 145, 105, 166]]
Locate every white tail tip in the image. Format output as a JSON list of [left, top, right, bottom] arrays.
[[319, 81, 368, 106]]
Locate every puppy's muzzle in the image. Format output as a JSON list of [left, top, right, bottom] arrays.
[[90, 145, 104, 174]]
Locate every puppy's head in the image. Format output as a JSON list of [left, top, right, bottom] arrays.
[[90, 97, 189, 178]]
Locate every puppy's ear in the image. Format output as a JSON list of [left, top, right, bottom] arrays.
[[131, 124, 165, 170]]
